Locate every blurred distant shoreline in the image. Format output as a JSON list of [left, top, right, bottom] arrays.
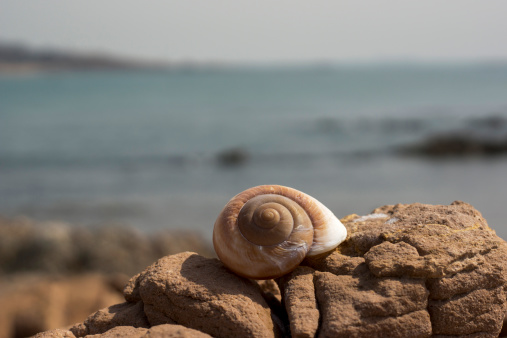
[[0, 42, 172, 74], [3, 42, 507, 76]]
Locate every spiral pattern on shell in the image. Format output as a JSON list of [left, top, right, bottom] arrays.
[[213, 185, 347, 279]]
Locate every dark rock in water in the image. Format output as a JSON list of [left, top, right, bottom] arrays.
[[357, 117, 428, 134], [216, 147, 249, 166], [34, 202, 507, 337], [399, 132, 507, 157], [466, 115, 507, 130]]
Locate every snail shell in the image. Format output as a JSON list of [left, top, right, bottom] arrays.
[[213, 185, 347, 279]]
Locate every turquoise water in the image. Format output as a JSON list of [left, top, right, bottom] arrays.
[[1, 64, 507, 239]]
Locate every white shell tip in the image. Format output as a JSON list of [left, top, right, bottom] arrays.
[[307, 217, 347, 256]]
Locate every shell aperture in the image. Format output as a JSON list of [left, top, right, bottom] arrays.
[[213, 185, 347, 279]]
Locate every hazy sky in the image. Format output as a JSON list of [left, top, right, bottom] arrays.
[[2, 0, 507, 63]]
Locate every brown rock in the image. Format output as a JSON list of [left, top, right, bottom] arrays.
[[83, 324, 211, 337], [124, 252, 277, 338], [277, 267, 319, 338], [304, 201, 507, 337], [428, 286, 506, 336], [314, 270, 431, 337], [305, 251, 367, 276], [70, 301, 149, 336], [142, 324, 212, 338], [31, 201, 507, 338], [255, 279, 281, 303], [32, 328, 76, 338], [85, 326, 147, 338]]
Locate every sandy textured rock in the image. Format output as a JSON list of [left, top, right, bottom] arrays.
[[85, 326, 147, 338], [255, 279, 281, 303], [33, 328, 76, 338], [70, 301, 149, 336], [141, 324, 212, 338], [31, 201, 507, 338], [314, 270, 431, 337], [303, 201, 507, 337], [124, 252, 277, 338], [83, 324, 211, 337], [277, 267, 319, 338], [34, 324, 211, 338]]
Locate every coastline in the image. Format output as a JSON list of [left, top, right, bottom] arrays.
[[0, 43, 169, 75]]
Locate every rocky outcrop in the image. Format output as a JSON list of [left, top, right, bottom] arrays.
[[0, 217, 213, 276], [299, 201, 507, 337], [0, 217, 212, 337], [399, 132, 507, 157], [34, 201, 507, 337], [67, 252, 279, 338], [124, 252, 277, 337]]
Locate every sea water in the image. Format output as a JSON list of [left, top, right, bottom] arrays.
[[1, 64, 507, 239]]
